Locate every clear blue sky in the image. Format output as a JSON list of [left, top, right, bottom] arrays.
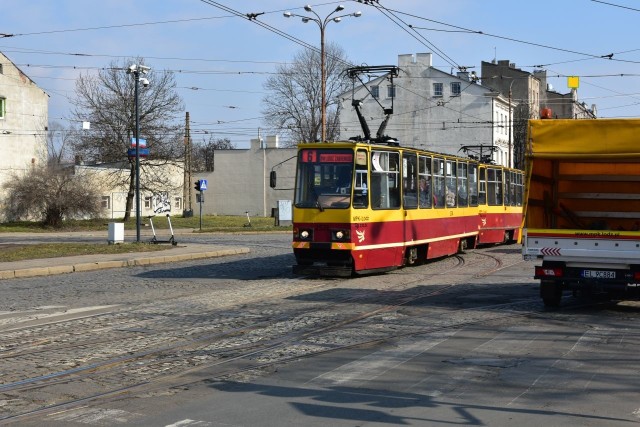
[[2, 0, 639, 148]]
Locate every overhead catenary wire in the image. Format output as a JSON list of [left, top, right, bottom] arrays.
[[5, 0, 640, 145], [358, 1, 462, 71], [376, 4, 632, 64]]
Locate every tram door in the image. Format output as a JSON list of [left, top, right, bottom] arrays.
[[369, 150, 403, 269], [402, 152, 419, 245]]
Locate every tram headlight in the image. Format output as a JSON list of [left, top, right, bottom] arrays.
[[297, 228, 313, 241], [331, 229, 350, 241]]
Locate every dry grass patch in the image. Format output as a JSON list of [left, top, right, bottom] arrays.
[[0, 243, 171, 262]]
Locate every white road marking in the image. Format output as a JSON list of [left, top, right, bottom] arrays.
[[51, 407, 143, 424], [165, 419, 214, 426]]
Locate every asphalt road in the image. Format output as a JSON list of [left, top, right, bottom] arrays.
[[2, 233, 640, 427]]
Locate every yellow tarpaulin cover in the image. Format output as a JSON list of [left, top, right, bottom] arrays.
[[528, 119, 640, 159]]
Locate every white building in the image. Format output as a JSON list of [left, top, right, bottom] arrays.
[[191, 136, 296, 217], [338, 53, 514, 167], [75, 161, 185, 220], [0, 52, 48, 199]]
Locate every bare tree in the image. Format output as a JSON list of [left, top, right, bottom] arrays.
[[47, 121, 77, 165], [3, 166, 103, 228], [262, 43, 351, 146], [192, 136, 234, 172], [70, 58, 184, 220]]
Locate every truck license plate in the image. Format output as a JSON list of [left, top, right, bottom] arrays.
[[582, 270, 616, 279]]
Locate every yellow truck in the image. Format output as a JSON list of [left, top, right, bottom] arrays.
[[522, 119, 640, 307]]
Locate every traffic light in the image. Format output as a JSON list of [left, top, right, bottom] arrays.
[[194, 180, 201, 191]]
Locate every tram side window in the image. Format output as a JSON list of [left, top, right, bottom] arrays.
[[508, 170, 523, 207], [478, 167, 487, 205], [457, 161, 468, 207], [504, 169, 512, 206], [487, 168, 504, 205], [403, 152, 418, 209], [510, 170, 523, 206], [515, 171, 523, 206], [353, 149, 369, 208], [418, 155, 433, 208], [445, 160, 457, 207], [468, 163, 478, 206], [371, 151, 401, 209], [433, 157, 446, 208], [496, 169, 504, 205]]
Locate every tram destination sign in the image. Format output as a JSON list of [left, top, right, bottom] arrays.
[[300, 150, 353, 163]]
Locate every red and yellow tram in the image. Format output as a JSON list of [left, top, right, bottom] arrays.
[[292, 141, 523, 276]]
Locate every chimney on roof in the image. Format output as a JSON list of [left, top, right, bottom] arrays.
[[415, 53, 432, 67]]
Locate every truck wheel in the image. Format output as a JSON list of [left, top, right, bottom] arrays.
[[541, 280, 562, 308]]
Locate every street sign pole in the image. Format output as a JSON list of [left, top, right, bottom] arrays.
[[199, 190, 203, 231], [195, 179, 207, 231], [134, 75, 141, 243]]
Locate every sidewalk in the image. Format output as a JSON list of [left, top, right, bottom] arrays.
[[0, 242, 251, 280]]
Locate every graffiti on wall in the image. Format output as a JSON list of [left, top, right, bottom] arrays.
[[153, 192, 171, 214]]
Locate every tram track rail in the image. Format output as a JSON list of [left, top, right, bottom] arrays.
[[0, 247, 532, 424], [3, 295, 553, 426]]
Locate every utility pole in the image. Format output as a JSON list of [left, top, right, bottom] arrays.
[[261, 128, 267, 217], [183, 112, 193, 216], [126, 64, 150, 242]]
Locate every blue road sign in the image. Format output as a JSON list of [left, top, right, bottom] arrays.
[[130, 137, 147, 148], [128, 148, 149, 157], [199, 179, 208, 191]]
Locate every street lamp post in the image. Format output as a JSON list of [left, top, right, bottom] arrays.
[[127, 64, 150, 242], [284, 5, 361, 142]]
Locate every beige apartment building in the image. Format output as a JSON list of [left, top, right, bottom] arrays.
[[0, 52, 48, 201], [189, 136, 296, 218]]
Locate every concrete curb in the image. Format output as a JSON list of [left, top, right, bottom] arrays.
[[0, 247, 250, 280]]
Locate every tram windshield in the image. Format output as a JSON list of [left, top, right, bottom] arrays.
[[295, 149, 355, 210]]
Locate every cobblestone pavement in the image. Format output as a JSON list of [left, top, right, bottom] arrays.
[[2, 234, 640, 427]]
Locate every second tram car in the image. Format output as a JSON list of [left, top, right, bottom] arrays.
[[292, 141, 523, 276], [477, 163, 524, 244]]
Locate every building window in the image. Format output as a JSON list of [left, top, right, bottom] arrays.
[[174, 197, 182, 210], [0, 97, 5, 119], [101, 196, 110, 209], [144, 196, 152, 209], [387, 85, 396, 98], [371, 85, 379, 99], [451, 82, 461, 96], [433, 82, 443, 97]]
